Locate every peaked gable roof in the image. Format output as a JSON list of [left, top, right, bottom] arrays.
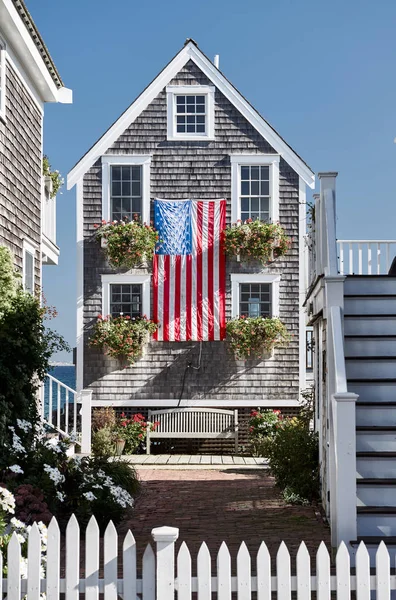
[[67, 40, 314, 189]]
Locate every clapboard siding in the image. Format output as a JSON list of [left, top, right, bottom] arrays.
[[0, 61, 42, 287], [82, 60, 300, 404]]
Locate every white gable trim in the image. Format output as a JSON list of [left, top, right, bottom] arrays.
[[67, 42, 314, 190]]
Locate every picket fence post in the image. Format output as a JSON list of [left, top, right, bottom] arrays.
[[151, 526, 179, 600]]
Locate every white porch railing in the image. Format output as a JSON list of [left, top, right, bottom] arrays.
[[42, 182, 56, 244], [337, 240, 396, 275], [40, 376, 92, 452], [3, 514, 396, 599]]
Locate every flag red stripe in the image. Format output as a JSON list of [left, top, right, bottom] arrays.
[[207, 201, 215, 341], [163, 255, 170, 341], [174, 256, 181, 342], [218, 200, 226, 340], [152, 255, 158, 340], [196, 201, 203, 341], [186, 254, 192, 340]]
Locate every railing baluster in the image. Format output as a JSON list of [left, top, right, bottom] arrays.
[[386, 244, 390, 273], [348, 243, 353, 275], [358, 243, 363, 274], [57, 382, 61, 431], [339, 242, 344, 275], [368, 244, 372, 274], [65, 390, 69, 435], [49, 376, 53, 425], [377, 243, 381, 274]]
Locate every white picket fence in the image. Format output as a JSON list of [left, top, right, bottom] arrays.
[[3, 514, 396, 599]]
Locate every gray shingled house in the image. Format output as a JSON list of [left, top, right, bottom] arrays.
[[0, 0, 72, 288], [68, 40, 315, 449]]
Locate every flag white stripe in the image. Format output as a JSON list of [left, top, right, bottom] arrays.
[[168, 256, 175, 342], [157, 256, 164, 341], [213, 202, 220, 340], [191, 204, 198, 341], [202, 202, 209, 342]]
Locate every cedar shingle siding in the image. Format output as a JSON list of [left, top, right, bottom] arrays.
[[0, 61, 42, 287], [83, 61, 300, 404]]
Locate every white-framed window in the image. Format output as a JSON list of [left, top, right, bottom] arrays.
[[0, 37, 6, 121], [22, 239, 37, 294], [166, 85, 215, 141], [101, 155, 151, 224], [230, 273, 280, 319], [230, 155, 280, 224], [101, 274, 151, 318]]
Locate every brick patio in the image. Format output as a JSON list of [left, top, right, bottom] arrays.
[[118, 466, 331, 571]]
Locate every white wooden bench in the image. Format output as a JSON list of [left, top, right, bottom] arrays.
[[146, 408, 238, 454]]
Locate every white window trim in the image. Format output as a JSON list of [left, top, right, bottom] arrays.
[[0, 38, 6, 121], [230, 273, 280, 319], [230, 154, 280, 224], [22, 239, 37, 293], [166, 85, 215, 141], [101, 155, 151, 225], [101, 273, 151, 318]]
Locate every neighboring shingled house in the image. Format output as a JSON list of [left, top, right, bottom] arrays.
[[68, 40, 314, 446], [0, 0, 72, 289]]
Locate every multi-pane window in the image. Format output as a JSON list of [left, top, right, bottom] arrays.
[[239, 283, 271, 318], [176, 95, 206, 134], [110, 284, 142, 317], [110, 165, 142, 221], [24, 250, 34, 294], [240, 165, 270, 222]]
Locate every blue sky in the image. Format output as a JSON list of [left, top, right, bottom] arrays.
[[34, 0, 396, 360]]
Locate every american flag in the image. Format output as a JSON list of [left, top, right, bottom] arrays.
[[153, 199, 226, 342]]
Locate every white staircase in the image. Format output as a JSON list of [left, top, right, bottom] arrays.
[[344, 275, 396, 543]]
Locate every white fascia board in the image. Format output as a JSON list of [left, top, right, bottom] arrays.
[[91, 398, 301, 408], [67, 41, 314, 189], [0, 0, 71, 104]]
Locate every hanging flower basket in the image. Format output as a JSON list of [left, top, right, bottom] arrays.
[[224, 220, 291, 263], [89, 314, 159, 364], [95, 217, 158, 269], [226, 316, 290, 360]]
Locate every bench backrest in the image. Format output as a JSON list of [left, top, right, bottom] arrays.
[[148, 408, 237, 435]]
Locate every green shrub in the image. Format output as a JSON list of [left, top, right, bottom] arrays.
[[248, 409, 281, 456], [265, 418, 319, 502], [91, 428, 115, 457]]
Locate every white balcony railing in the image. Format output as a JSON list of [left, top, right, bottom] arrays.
[[42, 180, 56, 245], [337, 240, 396, 275]]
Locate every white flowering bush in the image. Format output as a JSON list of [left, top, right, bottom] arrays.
[[0, 487, 47, 578], [0, 419, 140, 529]]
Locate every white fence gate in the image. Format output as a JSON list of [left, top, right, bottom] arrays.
[[3, 514, 396, 599]]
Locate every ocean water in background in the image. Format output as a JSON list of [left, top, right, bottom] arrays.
[[49, 365, 76, 390], [43, 365, 76, 425]]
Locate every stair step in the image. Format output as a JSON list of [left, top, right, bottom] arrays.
[[349, 381, 396, 403], [357, 479, 396, 484], [357, 402, 396, 406], [345, 337, 396, 357], [357, 426, 396, 432], [345, 294, 396, 298], [351, 537, 396, 545], [357, 405, 396, 426], [344, 315, 396, 336], [345, 276, 396, 296], [346, 357, 396, 379], [344, 296, 396, 315], [358, 507, 396, 514], [357, 452, 396, 457]]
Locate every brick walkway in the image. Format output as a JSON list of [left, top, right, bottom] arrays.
[[118, 467, 331, 571]]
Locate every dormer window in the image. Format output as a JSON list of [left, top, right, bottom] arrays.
[[166, 85, 215, 141]]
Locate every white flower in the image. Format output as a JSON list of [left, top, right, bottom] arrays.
[[20, 557, 28, 579], [10, 517, 25, 529], [83, 492, 97, 502], [9, 464, 24, 474], [8, 427, 26, 455], [43, 464, 65, 486], [56, 491, 66, 502], [44, 438, 62, 453], [16, 419, 31, 432], [0, 487, 15, 514]]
